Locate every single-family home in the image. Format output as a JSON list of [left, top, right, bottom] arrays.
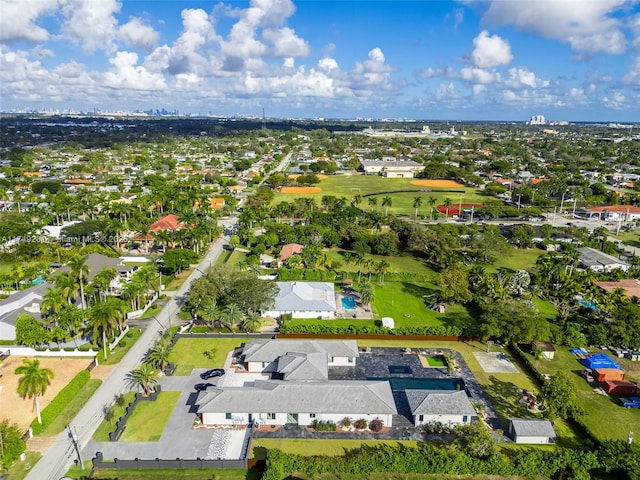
[[0, 282, 52, 340], [262, 281, 337, 319], [149, 214, 184, 233], [278, 243, 304, 265], [507, 418, 556, 444], [55, 253, 138, 294], [587, 205, 640, 222], [596, 279, 640, 300], [406, 390, 476, 427], [196, 379, 397, 428], [577, 247, 629, 273], [239, 339, 359, 373], [533, 342, 556, 360]]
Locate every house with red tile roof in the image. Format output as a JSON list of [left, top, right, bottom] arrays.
[[278, 243, 304, 264], [149, 214, 184, 232], [587, 205, 640, 221]]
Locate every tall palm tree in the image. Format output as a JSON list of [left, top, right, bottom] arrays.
[[351, 194, 362, 208], [68, 254, 89, 310], [199, 300, 220, 330], [413, 196, 423, 219], [15, 359, 55, 425], [242, 311, 263, 333], [428, 196, 437, 221], [127, 363, 158, 396], [367, 196, 378, 211], [375, 259, 390, 285], [54, 272, 80, 305], [443, 197, 453, 220], [41, 287, 67, 319], [381, 196, 392, 215], [85, 300, 121, 359]]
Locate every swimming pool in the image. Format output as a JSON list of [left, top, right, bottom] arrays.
[[341, 296, 356, 309], [369, 377, 465, 391]]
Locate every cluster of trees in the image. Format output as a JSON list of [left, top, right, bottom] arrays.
[[187, 264, 277, 332]]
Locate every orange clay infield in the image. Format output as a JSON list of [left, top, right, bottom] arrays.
[[410, 179, 465, 188], [280, 186, 323, 194], [0, 356, 96, 431], [287, 174, 328, 180]]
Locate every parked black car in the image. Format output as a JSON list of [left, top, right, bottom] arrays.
[[194, 382, 215, 391], [200, 368, 225, 380]]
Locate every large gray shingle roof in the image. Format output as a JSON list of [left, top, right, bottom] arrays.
[[508, 418, 556, 438], [272, 281, 336, 312], [406, 390, 476, 416], [197, 380, 397, 415], [241, 339, 359, 363]]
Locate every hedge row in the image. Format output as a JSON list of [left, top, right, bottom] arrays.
[[276, 269, 434, 284], [262, 444, 600, 480], [30, 370, 90, 435], [279, 323, 461, 336]]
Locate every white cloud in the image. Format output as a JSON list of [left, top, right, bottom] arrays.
[[504, 67, 539, 89], [481, 0, 629, 56], [473, 84, 486, 96], [102, 51, 167, 90], [436, 82, 455, 100], [118, 18, 159, 52], [603, 91, 626, 108], [60, 0, 121, 54], [0, 0, 61, 44], [263, 27, 309, 57], [469, 30, 513, 68], [459, 67, 499, 84]]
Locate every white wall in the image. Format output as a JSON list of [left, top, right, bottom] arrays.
[[202, 411, 393, 427], [414, 414, 470, 428], [262, 310, 336, 319], [515, 435, 552, 444], [328, 356, 357, 366]]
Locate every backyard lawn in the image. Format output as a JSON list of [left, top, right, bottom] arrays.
[[64, 464, 255, 480], [252, 439, 419, 459], [531, 346, 640, 442], [487, 247, 546, 272], [168, 337, 253, 375], [324, 248, 436, 279], [120, 391, 181, 442], [356, 339, 581, 447]]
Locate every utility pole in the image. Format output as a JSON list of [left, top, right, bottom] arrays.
[[67, 425, 83, 469]]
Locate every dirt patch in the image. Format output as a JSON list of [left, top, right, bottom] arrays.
[[280, 186, 323, 194], [288, 174, 328, 180], [0, 356, 94, 432], [410, 179, 464, 188]]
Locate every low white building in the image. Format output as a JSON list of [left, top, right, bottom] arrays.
[[262, 281, 337, 319], [507, 418, 556, 444], [360, 160, 423, 178], [577, 247, 629, 273], [196, 380, 397, 428], [406, 390, 476, 427]]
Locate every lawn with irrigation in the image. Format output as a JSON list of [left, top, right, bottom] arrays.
[[168, 337, 253, 375], [252, 439, 419, 459], [120, 391, 181, 442], [531, 346, 640, 442], [272, 175, 484, 216]]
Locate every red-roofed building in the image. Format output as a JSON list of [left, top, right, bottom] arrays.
[[278, 243, 304, 264], [587, 205, 640, 221], [597, 279, 640, 299], [149, 214, 184, 233]]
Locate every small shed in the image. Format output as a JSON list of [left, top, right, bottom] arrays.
[[381, 317, 395, 329], [533, 341, 556, 360], [603, 380, 637, 396], [507, 418, 556, 444], [593, 368, 625, 382]]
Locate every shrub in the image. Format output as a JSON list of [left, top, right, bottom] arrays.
[[341, 417, 352, 428], [118, 340, 127, 348], [311, 420, 336, 431], [126, 330, 134, 338], [369, 418, 384, 432], [30, 370, 90, 435], [354, 418, 368, 430]]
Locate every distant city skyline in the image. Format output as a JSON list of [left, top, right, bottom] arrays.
[[1, 0, 640, 122]]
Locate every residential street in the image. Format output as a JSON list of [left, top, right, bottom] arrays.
[[26, 233, 231, 480]]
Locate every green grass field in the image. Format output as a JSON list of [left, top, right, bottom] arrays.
[[532, 346, 640, 442], [93, 392, 137, 441], [426, 355, 446, 367], [325, 248, 436, 278], [252, 439, 419, 459], [487, 247, 546, 272], [168, 337, 252, 375], [64, 464, 256, 480], [120, 391, 181, 442], [6, 451, 41, 480], [273, 175, 485, 216]]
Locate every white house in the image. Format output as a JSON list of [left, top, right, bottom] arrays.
[[0, 282, 53, 340], [507, 418, 556, 444], [406, 390, 476, 427], [239, 339, 359, 373], [262, 281, 337, 319], [196, 380, 397, 428], [360, 160, 423, 178], [577, 247, 629, 273]]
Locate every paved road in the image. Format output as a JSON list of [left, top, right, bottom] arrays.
[[26, 234, 231, 480]]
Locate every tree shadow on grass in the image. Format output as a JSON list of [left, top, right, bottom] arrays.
[[400, 282, 438, 305], [484, 375, 534, 420]]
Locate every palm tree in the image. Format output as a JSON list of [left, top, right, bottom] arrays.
[[199, 300, 220, 330], [127, 363, 158, 396], [428, 196, 437, 221], [85, 300, 121, 359], [443, 197, 453, 220], [413, 196, 423, 219], [145, 343, 172, 374], [359, 280, 374, 310], [68, 254, 89, 310], [351, 194, 362, 208], [375, 259, 390, 285], [242, 311, 263, 333], [381, 196, 392, 215], [219, 303, 244, 332], [367, 196, 378, 211], [54, 272, 80, 305], [15, 359, 55, 425], [41, 287, 67, 319]]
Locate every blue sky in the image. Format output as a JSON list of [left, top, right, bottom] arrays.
[[1, 0, 640, 121]]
